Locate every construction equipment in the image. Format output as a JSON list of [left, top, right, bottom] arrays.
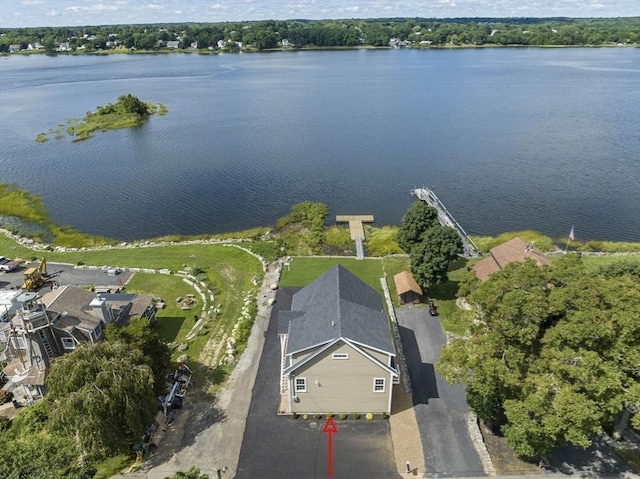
[[21, 258, 48, 291]]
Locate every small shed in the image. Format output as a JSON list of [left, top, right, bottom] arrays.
[[393, 271, 423, 305]]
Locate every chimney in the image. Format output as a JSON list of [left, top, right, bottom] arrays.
[[90, 298, 114, 324]]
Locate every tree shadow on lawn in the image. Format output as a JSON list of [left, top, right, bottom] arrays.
[[155, 316, 187, 344], [426, 279, 460, 302]]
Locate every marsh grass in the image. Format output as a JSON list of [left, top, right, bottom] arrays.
[[365, 225, 404, 256], [471, 230, 555, 253]]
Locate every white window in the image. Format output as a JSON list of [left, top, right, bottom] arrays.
[[10, 336, 26, 350], [332, 353, 348, 360], [295, 377, 307, 393], [61, 337, 76, 350], [373, 378, 385, 393]]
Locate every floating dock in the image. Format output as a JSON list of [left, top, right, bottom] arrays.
[[411, 187, 480, 258]]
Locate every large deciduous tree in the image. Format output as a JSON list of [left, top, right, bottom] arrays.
[[46, 341, 158, 457], [397, 200, 462, 288], [396, 200, 438, 253], [409, 226, 463, 286], [437, 255, 640, 458], [105, 317, 171, 395]]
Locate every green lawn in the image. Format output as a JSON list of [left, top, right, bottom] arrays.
[[578, 253, 640, 271], [279, 256, 385, 292]]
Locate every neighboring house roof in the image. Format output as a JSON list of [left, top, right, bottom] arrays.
[[281, 264, 393, 356], [41, 285, 104, 334], [471, 237, 551, 281], [393, 271, 422, 296]]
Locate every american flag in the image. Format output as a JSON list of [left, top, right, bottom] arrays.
[[569, 226, 575, 241]]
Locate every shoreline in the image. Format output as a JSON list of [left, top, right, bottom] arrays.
[[2, 43, 638, 58]]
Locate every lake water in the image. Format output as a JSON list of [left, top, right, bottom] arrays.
[[1, 48, 638, 242]]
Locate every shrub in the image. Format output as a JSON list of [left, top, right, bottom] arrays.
[[0, 416, 10, 432], [365, 413, 374, 421], [275, 215, 290, 230], [291, 412, 298, 419], [0, 389, 13, 405], [352, 413, 360, 420], [339, 413, 347, 420], [365, 226, 404, 256], [191, 266, 206, 276], [324, 226, 352, 252], [381, 412, 389, 419], [326, 413, 334, 419], [302, 414, 309, 420], [313, 413, 322, 420]]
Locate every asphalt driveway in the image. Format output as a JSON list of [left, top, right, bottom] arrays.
[[395, 305, 485, 477], [0, 261, 132, 291], [235, 287, 400, 479]]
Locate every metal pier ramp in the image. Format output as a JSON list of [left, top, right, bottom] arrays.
[[411, 187, 480, 258]]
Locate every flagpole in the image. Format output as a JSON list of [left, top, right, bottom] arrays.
[[565, 226, 574, 253]]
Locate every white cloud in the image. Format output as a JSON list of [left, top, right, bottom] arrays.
[[1, 0, 638, 28], [64, 4, 119, 13]]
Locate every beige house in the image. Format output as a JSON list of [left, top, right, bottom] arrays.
[[278, 265, 397, 415], [471, 236, 551, 281]]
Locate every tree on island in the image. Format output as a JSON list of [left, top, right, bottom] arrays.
[[96, 94, 150, 117], [396, 200, 462, 288], [37, 94, 166, 143], [437, 255, 640, 458]]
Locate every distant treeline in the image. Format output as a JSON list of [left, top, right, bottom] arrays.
[[1, 17, 638, 53]]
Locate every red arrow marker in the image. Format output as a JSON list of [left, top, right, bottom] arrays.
[[322, 416, 339, 477]]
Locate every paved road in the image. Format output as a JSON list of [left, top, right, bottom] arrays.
[[547, 437, 638, 477], [236, 288, 400, 479], [395, 306, 486, 477]]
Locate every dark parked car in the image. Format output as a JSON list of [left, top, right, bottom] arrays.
[[428, 300, 438, 316]]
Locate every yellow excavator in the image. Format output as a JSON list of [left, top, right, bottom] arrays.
[[22, 258, 48, 291]]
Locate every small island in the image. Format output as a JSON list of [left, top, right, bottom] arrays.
[[36, 94, 168, 142]]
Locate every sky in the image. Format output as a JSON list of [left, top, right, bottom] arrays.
[[0, 0, 638, 28]]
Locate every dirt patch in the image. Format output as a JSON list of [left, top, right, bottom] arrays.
[[198, 330, 225, 366], [479, 422, 542, 475], [218, 266, 236, 283]]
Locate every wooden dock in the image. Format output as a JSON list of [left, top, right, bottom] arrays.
[[336, 215, 374, 260], [411, 188, 480, 258]]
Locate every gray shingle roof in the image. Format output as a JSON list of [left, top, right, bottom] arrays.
[[283, 264, 393, 355]]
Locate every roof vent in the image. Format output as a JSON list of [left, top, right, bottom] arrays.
[[331, 320, 335, 327]]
